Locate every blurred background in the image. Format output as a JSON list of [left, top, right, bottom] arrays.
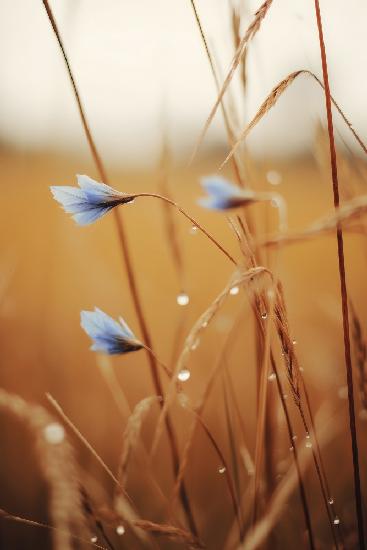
[[0, 0, 367, 548]]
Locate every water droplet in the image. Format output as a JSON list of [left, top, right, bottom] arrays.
[[268, 372, 276, 381], [299, 366, 305, 372], [292, 435, 298, 441], [43, 423, 65, 445], [189, 225, 198, 235], [218, 466, 226, 474], [202, 320, 208, 328], [289, 446, 294, 452], [306, 433, 310, 439], [283, 394, 288, 400], [177, 292, 189, 306], [178, 369, 191, 382], [261, 312, 268, 320], [305, 441, 312, 448], [266, 170, 282, 186], [191, 338, 200, 350], [292, 340, 297, 345], [333, 517, 340, 525], [328, 498, 334, 505], [91, 536, 98, 543], [230, 286, 239, 296], [116, 525, 125, 536]]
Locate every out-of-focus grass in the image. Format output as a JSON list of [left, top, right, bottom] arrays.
[[0, 145, 366, 548]]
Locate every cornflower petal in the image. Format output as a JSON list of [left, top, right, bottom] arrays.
[[80, 308, 143, 356], [50, 175, 135, 225]]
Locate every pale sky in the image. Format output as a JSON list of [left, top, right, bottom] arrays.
[[0, 0, 366, 166]]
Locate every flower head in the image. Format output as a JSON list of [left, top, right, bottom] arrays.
[[198, 176, 256, 210], [80, 307, 143, 355], [50, 174, 134, 225]]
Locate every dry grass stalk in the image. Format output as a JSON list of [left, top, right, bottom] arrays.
[[0, 509, 105, 550], [350, 302, 367, 412], [157, 137, 185, 288], [187, 408, 244, 541], [190, 0, 245, 187], [150, 267, 271, 459], [313, 2, 365, 546], [239, 406, 340, 550], [97, 357, 180, 523], [133, 520, 205, 548], [189, 0, 273, 164], [261, 193, 367, 248], [171, 314, 253, 503], [117, 396, 161, 486], [45, 394, 153, 547], [274, 288, 340, 547], [41, 0, 198, 534], [0, 389, 87, 550], [220, 70, 367, 169], [252, 286, 274, 524]]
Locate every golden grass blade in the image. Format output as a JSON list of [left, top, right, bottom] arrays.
[[239, 406, 340, 550], [45, 394, 155, 546], [220, 70, 367, 169], [189, 0, 274, 164], [150, 267, 271, 459], [350, 302, 367, 413], [133, 520, 205, 549], [0, 390, 87, 550], [40, 2, 198, 534], [261, 193, 367, 248], [252, 287, 274, 524], [170, 314, 252, 504], [117, 396, 161, 486], [0, 509, 105, 549]]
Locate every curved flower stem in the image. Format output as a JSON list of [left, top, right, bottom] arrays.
[[141, 344, 174, 381], [41, 0, 198, 537], [131, 193, 237, 265]]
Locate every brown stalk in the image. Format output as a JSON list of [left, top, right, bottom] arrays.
[[274, 289, 340, 548], [117, 396, 161, 486], [45, 394, 154, 548], [225, 221, 316, 545], [170, 314, 253, 506], [350, 302, 367, 412], [313, 1, 365, 547], [219, 70, 367, 169], [252, 288, 273, 525], [131, 192, 236, 264], [260, 193, 367, 248], [0, 510, 105, 550], [189, 0, 273, 165], [189, 0, 244, 186], [133, 520, 204, 549], [0, 390, 87, 550], [150, 268, 271, 459], [41, 0, 198, 536], [240, 406, 340, 550], [188, 409, 244, 541]]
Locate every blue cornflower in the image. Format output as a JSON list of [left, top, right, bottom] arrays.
[[80, 308, 143, 355], [50, 174, 135, 225], [198, 176, 257, 210]]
